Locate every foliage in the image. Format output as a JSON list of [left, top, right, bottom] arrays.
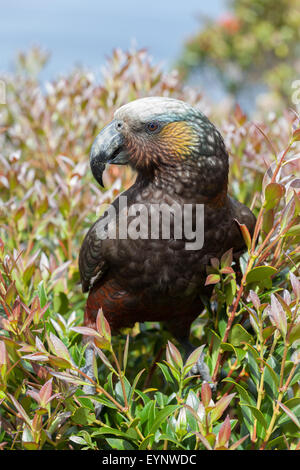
[[179, 0, 300, 103], [0, 48, 299, 450]]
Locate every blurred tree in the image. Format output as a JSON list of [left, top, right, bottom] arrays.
[[179, 0, 300, 104]]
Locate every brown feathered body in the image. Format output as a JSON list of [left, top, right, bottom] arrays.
[[79, 97, 256, 343]]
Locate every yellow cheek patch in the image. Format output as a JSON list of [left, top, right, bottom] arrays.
[[159, 121, 198, 158]]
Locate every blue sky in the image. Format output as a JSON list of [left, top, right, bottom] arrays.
[[0, 0, 226, 79]]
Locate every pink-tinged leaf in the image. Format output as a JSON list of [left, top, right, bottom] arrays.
[[201, 382, 212, 408], [47, 355, 72, 369], [267, 294, 287, 338], [167, 341, 183, 370], [249, 290, 260, 311], [96, 309, 111, 341], [283, 289, 291, 306], [95, 346, 116, 372], [8, 394, 32, 427], [217, 414, 231, 447], [20, 310, 35, 333], [22, 353, 49, 361], [193, 432, 212, 450], [71, 326, 102, 337], [211, 393, 236, 423], [234, 219, 251, 251], [221, 249, 233, 269], [72, 325, 111, 349], [229, 434, 249, 450], [220, 266, 234, 275], [50, 370, 91, 387], [277, 401, 300, 429], [210, 258, 219, 270], [184, 344, 205, 374], [48, 333, 72, 363], [205, 274, 220, 286], [26, 388, 41, 404], [18, 344, 35, 353], [35, 336, 47, 353], [290, 272, 300, 300], [39, 379, 53, 406], [0, 341, 7, 365], [274, 293, 293, 320], [248, 309, 259, 334]]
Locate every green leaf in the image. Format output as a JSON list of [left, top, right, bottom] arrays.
[[138, 434, 154, 450], [139, 400, 156, 434], [69, 436, 86, 445], [229, 324, 253, 346], [245, 347, 260, 385], [277, 398, 300, 429], [263, 182, 285, 210], [72, 407, 94, 425], [92, 426, 136, 441], [157, 434, 186, 449], [239, 403, 268, 430], [86, 395, 119, 410], [114, 377, 131, 406], [278, 401, 300, 429], [222, 378, 255, 405], [220, 342, 237, 354], [224, 279, 237, 305], [246, 266, 277, 285], [106, 438, 135, 450], [128, 368, 145, 403], [157, 362, 176, 386], [148, 405, 179, 436], [263, 355, 279, 393], [289, 322, 300, 345]]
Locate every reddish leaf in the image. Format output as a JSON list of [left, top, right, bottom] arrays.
[[217, 414, 231, 447], [201, 382, 212, 408], [234, 219, 251, 251], [205, 274, 220, 286]]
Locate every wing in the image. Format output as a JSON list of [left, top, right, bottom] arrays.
[[79, 214, 111, 293], [79, 186, 136, 293]]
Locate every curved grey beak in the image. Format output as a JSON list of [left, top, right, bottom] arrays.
[[89, 120, 129, 187]]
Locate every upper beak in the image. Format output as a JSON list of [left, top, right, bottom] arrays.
[[89, 120, 129, 187]]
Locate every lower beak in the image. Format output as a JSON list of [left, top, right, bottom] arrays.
[[89, 120, 129, 187]]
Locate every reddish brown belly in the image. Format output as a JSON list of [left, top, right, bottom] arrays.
[[84, 277, 203, 338]]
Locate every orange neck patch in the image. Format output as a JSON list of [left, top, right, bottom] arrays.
[[159, 121, 198, 159]]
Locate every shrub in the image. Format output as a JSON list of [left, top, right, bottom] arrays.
[[0, 48, 299, 450]]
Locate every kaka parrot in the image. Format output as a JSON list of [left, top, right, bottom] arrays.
[[79, 97, 256, 395]]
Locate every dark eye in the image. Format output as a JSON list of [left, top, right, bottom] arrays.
[[146, 121, 160, 133]]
